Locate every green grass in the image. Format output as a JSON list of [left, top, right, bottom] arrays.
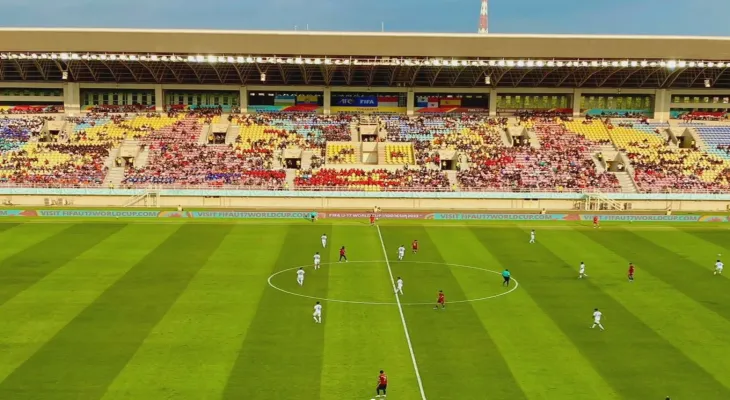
[[0, 220, 727, 399]]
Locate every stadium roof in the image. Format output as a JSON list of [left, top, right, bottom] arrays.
[[3, 28, 730, 88]]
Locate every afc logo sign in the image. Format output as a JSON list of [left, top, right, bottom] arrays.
[[336, 96, 378, 107]]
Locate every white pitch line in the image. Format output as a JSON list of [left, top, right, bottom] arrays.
[[376, 225, 428, 400]]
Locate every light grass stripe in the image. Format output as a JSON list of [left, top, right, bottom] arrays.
[[320, 226, 422, 400]]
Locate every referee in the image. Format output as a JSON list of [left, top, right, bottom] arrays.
[[502, 269, 511, 286]]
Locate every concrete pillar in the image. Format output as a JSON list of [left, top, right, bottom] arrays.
[[324, 87, 332, 115], [654, 89, 670, 122], [407, 90, 415, 116], [154, 85, 164, 113], [63, 82, 81, 115], [572, 89, 582, 117], [239, 86, 248, 112], [489, 90, 497, 117]]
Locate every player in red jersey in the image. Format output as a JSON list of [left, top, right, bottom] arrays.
[[628, 263, 635, 282], [412, 239, 419, 254], [434, 290, 445, 310], [376, 370, 388, 398], [339, 246, 348, 263], [370, 214, 376, 226], [593, 215, 600, 228]]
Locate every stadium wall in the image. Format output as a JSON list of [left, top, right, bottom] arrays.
[[2, 194, 729, 212]]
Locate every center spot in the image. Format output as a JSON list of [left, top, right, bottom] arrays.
[[267, 260, 519, 306]]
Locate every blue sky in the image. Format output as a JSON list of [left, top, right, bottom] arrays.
[[0, 0, 728, 36]]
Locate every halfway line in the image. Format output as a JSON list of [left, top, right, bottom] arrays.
[[376, 225, 428, 400]]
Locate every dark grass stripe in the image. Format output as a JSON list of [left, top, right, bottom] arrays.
[[0, 223, 125, 307], [0, 223, 20, 233], [580, 228, 730, 323], [222, 224, 333, 400], [0, 224, 231, 400], [473, 226, 729, 400], [383, 226, 528, 400]]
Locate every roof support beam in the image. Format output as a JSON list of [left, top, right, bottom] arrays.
[[119, 61, 139, 82], [13, 60, 27, 80]]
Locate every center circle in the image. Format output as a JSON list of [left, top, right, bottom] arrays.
[[267, 260, 519, 306]]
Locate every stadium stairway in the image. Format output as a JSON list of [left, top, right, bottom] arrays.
[[445, 170, 459, 190], [198, 124, 211, 144], [611, 171, 638, 193], [104, 166, 125, 188], [285, 169, 296, 189], [225, 125, 240, 145]]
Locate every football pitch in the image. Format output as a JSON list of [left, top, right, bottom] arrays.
[[0, 219, 728, 400]]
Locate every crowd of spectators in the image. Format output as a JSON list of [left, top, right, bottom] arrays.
[[294, 167, 451, 190], [235, 113, 352, 148], [458, 121, 620, 192], [122, 142, 284, 188], [0, 143, 109, 187]]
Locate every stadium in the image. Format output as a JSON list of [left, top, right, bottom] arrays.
[[0, 24, 729, 400]]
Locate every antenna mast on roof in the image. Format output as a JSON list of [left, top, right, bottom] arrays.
[[478, 0, 488, 34]]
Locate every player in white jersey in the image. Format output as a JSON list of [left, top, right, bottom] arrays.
[[313, 301, 322, 323], [297, 267, 305, 286], [529, 230, 536, 244], [314, 252, 321, 270], [579, 262, 587, 279], [321, 234, 328, 248], [715, 259, 724, 275], [395, 277, 404, 295], [591, 308, 605, 330], [397, 245, 406, 261]]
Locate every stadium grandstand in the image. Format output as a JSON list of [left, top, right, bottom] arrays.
[[2, 28, 730, 208]]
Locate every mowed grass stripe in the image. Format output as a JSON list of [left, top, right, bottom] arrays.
[[0, 223, 233, 400], [222, 224, 332, 400], [476, 226, 723, 400], [431, 228, 621, 400], [382, 226, 528, 400], [0, 223, 73, 262], [0, 223, 126, 307], [101, 225, 288, 400], [584, 228, 730, 324], [0, 223, 20, 233], [551, 229, 730, 395], [0, 223, 182, 385], [320, 225, 422, 400]]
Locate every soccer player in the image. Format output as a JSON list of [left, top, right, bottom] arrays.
[[370, 214, 376, 226], [412, 239, 419, 254], [395, 277, 404, 295], [376, 370, 388, 398], [593, 215, 600, 228], [579, 262, 587, 279], [715, 259, 724, 275], [397, 245, 406, 261], [321, 233, 328, 248], [434, 290, 445, 310], [313, 252, 321, 270], [591, 308, 605, 330], [529, 230, 536, 244], [310, 211, 317, 223], [313, 301, 322, 323], [628, 263, 635, 282], [339, 246, 348, 263], [502, 269, 511, 286], [297, 267, 305, 286]]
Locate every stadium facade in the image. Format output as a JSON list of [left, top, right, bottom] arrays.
[[3, 29, 730, 119]]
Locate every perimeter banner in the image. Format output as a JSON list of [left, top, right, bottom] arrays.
[[433, 213, 568, 220], [319, 212, 429, 219]]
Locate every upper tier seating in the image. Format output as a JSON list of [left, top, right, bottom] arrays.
[[385, 143, 414, 165], [563, 119, 730, 193], [326, 143, 357, 164], [691, 126, 730, 160], [234, 113, 352, 150], [458, 121, 620, 192], [123, 115, 285, 188], [0, 142, 109, 187]]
